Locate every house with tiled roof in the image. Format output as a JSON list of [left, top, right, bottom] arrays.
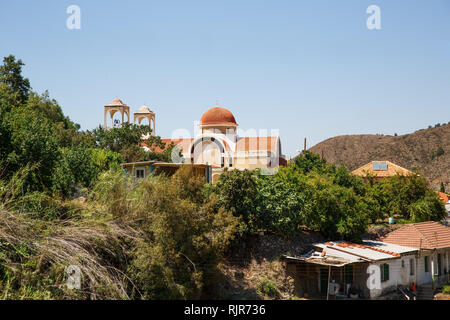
[[351, 161, 413, 182], [381, 221, 450, 288], [282, 240, 419, 299]]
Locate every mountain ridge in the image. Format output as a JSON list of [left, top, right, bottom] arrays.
[[308, 123, 450, 191]]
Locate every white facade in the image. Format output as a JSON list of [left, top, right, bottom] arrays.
[[370, 248, 450, 297], [369, 253, 417, 298]]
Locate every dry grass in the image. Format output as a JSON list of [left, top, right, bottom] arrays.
[[0, 207, 141, 299]]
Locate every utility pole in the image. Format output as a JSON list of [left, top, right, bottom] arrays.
[[304, 138, 307, 152], [326, 265, 331, 301]]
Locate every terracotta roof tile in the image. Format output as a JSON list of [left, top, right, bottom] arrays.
[[438, 192, 449, 204], [351, 161, 413, 178], [144, 138, 193, 153], [381, 221, 450, 249], [235, 136, 279, 152]]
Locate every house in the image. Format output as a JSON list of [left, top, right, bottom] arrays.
[[351, 161, 413, 182], [282, 240, 419, 299], [120, 161, 213, 183], [381, 221, 450, 288]]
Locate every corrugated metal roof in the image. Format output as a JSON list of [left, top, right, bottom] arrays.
[[314, 240, 417, 261], [283, 240, 417, 267]]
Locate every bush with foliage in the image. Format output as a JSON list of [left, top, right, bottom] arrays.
[[92, 166, 240, 299], [258, 278, 279, 297]]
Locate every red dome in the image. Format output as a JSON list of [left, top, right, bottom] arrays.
[[200, 107, 237, 126]]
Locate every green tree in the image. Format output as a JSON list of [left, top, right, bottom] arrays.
[[90, 148, 122, 172], [213, 169, 258, 233], [255, 174, 307, 236], [408, 194, 446, 222], [302, 174, 370, 241], [91, 123, 174, 163], [292, 150, 327, 174], [5, 107, 60, 191], [0, 55, 30, 103]]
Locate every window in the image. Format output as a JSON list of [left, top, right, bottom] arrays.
[[229, 157, 233, 168], [136, 169, 145, 178], [424, 256, 429, 273], [380, 264, 389, 282], [410, 259, 414, 276]]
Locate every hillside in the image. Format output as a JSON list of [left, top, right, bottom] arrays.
[[308, 123, 450, 191], [203, 232, 324, 300]]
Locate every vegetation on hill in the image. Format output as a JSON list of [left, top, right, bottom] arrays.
[[308, 124, 450, 191], [211, 151, 445, 242]]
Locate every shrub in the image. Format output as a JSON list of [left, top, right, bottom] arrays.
[[258, 278, 278, 297], [442, 285, 450, 295]]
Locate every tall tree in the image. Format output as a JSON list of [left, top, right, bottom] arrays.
[[0, 55, 31, 103]]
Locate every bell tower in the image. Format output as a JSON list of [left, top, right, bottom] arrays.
[[104, 98, 130, 129], [133, 105, 156, 136]]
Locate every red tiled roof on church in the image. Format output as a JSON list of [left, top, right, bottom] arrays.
[[144, 138, 193, 153], [236, 136, 279, 152]]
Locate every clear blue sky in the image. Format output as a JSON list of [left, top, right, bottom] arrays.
[[1, 0, 449, 158]]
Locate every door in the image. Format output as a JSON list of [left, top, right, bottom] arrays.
[[344, 265, 353, 285]]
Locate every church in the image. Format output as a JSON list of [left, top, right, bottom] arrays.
[[104, 98, 287, 182]]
